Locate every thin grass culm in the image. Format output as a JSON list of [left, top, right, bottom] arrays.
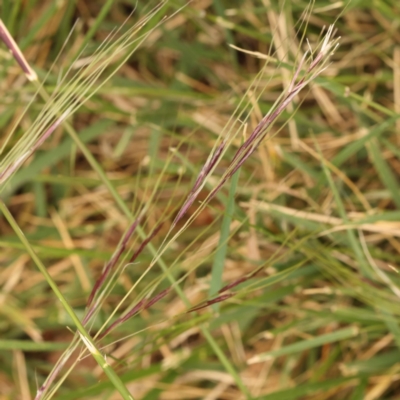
[[0, 6, 343, 399]]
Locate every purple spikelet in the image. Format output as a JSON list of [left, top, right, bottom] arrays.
[[98, 288, 170, 339], [172, 140, 227, 227], [171, 26, 339, 226]]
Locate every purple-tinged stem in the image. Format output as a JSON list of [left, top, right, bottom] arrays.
[[144, 288, 170, 310], [0, 19, 37, 81], [192, 140, 227, 194], [98, 288, 170, 340], [219, 266, 262, 293], [34, 346, 75, 400], [172, 140, 226, 228], [129, 222, 164, 263], [186, 268, 262, 313], [218, 277, 249, 294], [97, 299, 146, 340], [86, 214, 143, 309], [187, 293, 234, 313], [84, 220, 163, 325]]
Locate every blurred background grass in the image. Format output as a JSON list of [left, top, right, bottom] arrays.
[[2, 0, 400, 399]]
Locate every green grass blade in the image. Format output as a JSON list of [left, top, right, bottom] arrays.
[[0, 340, 68, 352], [209, 169, 240, 309], [368, 138, 400, 209], [318, 144, 372, 277], [75, 0, 115, 57], [259, 377, 358, 400]]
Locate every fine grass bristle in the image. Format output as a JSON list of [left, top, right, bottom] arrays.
[[2, 1, 400, 400]]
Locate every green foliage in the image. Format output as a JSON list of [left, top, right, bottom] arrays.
[[1, 1, 400, 399]]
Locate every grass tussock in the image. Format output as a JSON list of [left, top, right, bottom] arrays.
[[1, 1, 400, 399]]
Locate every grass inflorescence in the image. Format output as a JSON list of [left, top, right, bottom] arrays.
[[1, 1, 400, 400]]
